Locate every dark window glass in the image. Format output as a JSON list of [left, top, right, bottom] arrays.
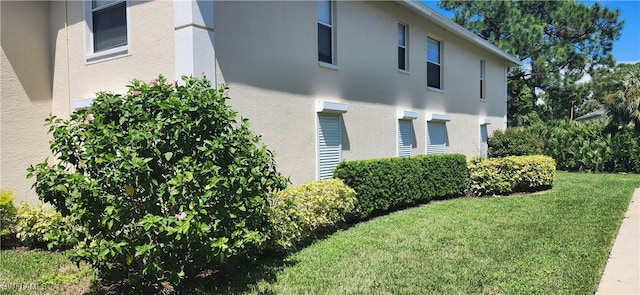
[[93, 1, 127, 52], [427, 62, 440, 88], [398, 48, 406, 70], [318, 23, 332, 63]]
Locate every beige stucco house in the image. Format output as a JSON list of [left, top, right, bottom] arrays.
[[1, 0, 521, 204]]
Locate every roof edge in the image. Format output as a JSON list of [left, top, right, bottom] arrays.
[[399, 0, 522, 67]]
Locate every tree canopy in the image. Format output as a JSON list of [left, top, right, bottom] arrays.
[[438, 0, 624, 126]]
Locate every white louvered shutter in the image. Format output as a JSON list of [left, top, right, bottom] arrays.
[[426, 122, 446, 155], [317, 114, 341, 179], [480, 125, 489, 159], [398, 120, 412, 157]]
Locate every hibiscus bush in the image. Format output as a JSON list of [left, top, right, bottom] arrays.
[[27, 75, 288, 291]]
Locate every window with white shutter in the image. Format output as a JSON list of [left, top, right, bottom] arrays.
[[426, 113, 450, 155], [317, 114, 341, 179], [426, 122, 447, 155], [398, 120, 412, 157]]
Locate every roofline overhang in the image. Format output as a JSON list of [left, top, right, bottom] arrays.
[[399, 0, 523, 67]]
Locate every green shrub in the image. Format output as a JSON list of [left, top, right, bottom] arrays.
[[27, 75, 288, 290], [488, 127, 544, 158], [267, 179, 356, 252], [468, 155, 556, 197], [14, 202, 64, 248], [334, 154, 468, 220], [609, 126, 640, 173], [0, 189, 17, 242]]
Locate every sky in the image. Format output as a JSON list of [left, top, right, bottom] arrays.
[[422, 0, 640, 65]]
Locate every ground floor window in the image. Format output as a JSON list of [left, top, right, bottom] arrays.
[[398, 120, 413, 157], [317, 114, 341, 179], [426, 121, 447, 155], [480, 124, 489, 159]]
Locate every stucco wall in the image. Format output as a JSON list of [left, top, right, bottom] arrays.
[[50, 0, 176, 118], [1, 1, 53, 203], [215, 1, 511, 184]]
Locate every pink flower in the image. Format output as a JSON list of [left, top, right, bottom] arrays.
[[150, 79, 158, 85], [84, 114, 95, 124], [175, 212, 187, 220], [131, 90, 141, 96], [33, 170, 40, 176], [174, 80, 178, 85], [201, 72, 206, 77]]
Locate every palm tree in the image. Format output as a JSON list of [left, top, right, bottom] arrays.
[[604, 63, 640, 134]]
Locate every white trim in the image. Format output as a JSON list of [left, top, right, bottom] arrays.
[[426, 113, 451, 122], [427, 86, 445, 93], [399, 0, 522, 67], [174, 0, 215, 82], [316, 101, 348, 113], [73, 98, 94, 110], [480, 118, 492, 125], [319, 61, 339, 70], [397, 110, 418, 120], [83, 0, 131, 64]]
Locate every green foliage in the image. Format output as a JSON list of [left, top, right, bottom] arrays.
[[27, 75, 288, 290], [468, 155, 556, 197], [488, 127, 543, 158], [0, 189, 17, 241], [334, 154, 468, 220], [267, 179, 356, 252], [604, 63, 640, 135], [439, 0, 623, 124], [13, 202, 66, 248], [491, 120, 639, 173], [609, 126, 640, 173]]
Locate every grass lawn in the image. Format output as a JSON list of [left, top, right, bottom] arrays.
[[1, 172, 638, 294], [219, 171, 640, 294], [0, 249, 95, 294]]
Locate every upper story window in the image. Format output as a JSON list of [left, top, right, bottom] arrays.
[[398, 24, 408, 71], [480, 60, 486, 99], [427, 38, 442, 89], [318, 0, 335, 65], [84, 0, 129, 63]]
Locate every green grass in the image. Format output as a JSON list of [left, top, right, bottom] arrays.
[[0, 249, 95, 294], [217, 171, 640, 294], [1, 172, 638, 294]]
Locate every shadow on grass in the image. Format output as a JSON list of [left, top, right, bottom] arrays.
[[82, 252, 299, 295]]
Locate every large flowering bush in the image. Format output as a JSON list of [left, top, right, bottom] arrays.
[[28, 75, 288, 290]]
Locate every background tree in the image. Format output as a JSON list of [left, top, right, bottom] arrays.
[[604, 63, 640, 134], [439, 0, 623, 126]]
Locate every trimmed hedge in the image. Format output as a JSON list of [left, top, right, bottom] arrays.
[[267, 179, 356, 252], [488, 127, 544, 158], [334, 154, 468, 220], [468, 155, 556, 197]]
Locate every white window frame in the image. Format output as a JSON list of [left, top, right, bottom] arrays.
[[317, 0, 336, 67], [427, 37, 443, 90], [480, 60, 486, 100], [398, 23, 408, 72], [83, 0, 131, 64]]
